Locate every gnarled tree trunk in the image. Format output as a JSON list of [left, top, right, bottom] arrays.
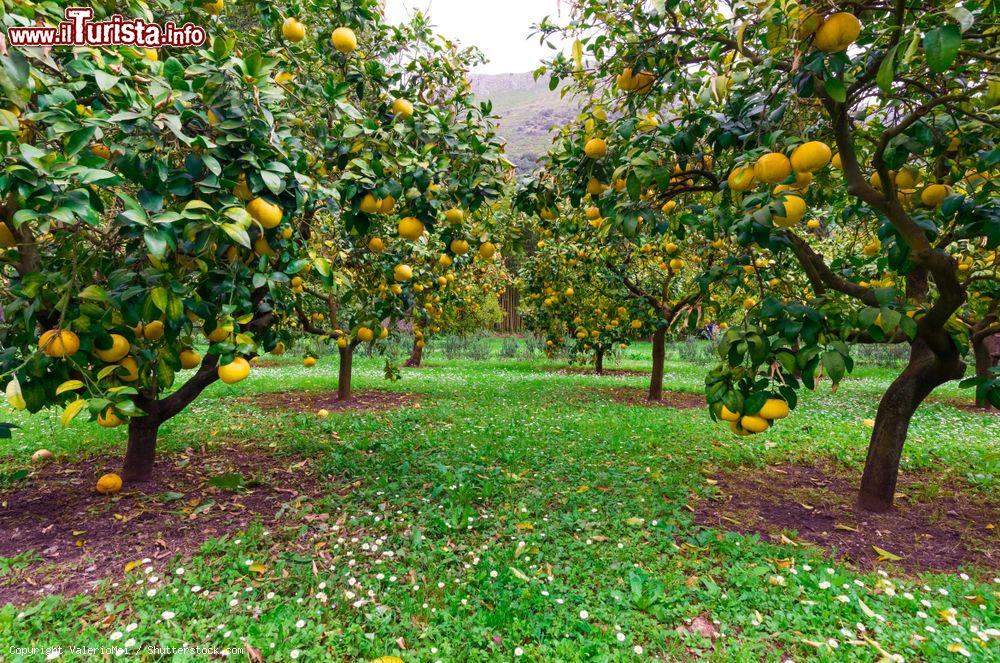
[[649, 328, 666, 401], [121, 355, 221, 482], [594, 348, 604, 375], [973, 336, 992, 409], [858, 339, 965, 512], [123, 415, 161, 482], [405, 338, 423, 368], [338, 343, 355, 400]]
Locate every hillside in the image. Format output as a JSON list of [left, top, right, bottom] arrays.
[[471, 72, 578, 172]]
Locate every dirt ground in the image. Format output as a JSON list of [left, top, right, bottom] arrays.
[[237, 388, 417, 413], [695, 462, 999, 575], [0, 446, 326, 606]]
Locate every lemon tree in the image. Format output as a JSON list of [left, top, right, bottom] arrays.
[[264, 10, 508, 396], [0, 0, 505, 480], [514, 120, 736, 397], [531, 1, 999, 510], [517, 235, 634, 374]]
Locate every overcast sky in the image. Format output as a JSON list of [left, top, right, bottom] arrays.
[[383, 0, 569, 74]]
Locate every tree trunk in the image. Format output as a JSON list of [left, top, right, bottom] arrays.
[[858, 339, 965, 512], [122, 416, 161, 482], [973, 334, 994, 409], [595, 349, 604, 375], [338, 344, 354, 401], [649, 328, 666, 401], [405, 338, 423, 368]]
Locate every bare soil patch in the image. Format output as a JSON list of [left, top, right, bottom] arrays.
[[695, 462, 999, 575], [0, 446, 325, 605], [237, 389, 417, 413], [599, 387, 706, 409]]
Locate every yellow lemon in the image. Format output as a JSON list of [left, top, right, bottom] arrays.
[[789, 141, 832, 173], [360, 193, 381, 214], [97, 408, 123, 428], [303, 356, 317, 367], [450, 239, 470, 255], [398, 217, 425, 240], [95, 334, 131, 363], [758, 399, 790, 420], [813, 12, 862, 53], [394, 264, 413, 282], [282, 17, 306, 42], [118, 356, 140, 382], [247, 198, 282, 229], [584, 138, 607, 159], [96, 473, 123, 494], [479, 242, 497, 259], [357, 327, 375, 343], [218, 357, 251, 384], [392, 98, 414, 118], [920, 184, 951, 207], [719, 405, 741, 422], [445, 208, 465, 224], [740, 415, 770, 433], [773, 194, 807, 227], [143, 320, 165, 341], [727, 165, 756, 192], [331, 27, 357, 53], [368, 237, 384, 253], [754, 152, 792, 184]]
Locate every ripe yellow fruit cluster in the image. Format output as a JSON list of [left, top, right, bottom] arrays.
[[719, 398, 790, 436]]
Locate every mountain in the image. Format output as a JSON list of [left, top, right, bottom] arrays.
[[471, 72, 578, 172]]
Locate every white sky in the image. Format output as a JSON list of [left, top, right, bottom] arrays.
[[383, 0, 569, 74]]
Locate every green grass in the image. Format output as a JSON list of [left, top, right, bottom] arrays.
[[1, 342, 998, 661]]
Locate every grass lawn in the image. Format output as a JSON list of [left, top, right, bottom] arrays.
[[0, 340, 997, 661]]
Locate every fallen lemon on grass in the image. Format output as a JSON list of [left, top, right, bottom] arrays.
[[303, 356, 318, 368], [96, 473, 123, 495], [32, 449, 54, 463], [317, 409, 330, 418]]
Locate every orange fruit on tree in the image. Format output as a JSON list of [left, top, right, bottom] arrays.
[[180, 349, 201, 369], [38, 329, 80, 358]]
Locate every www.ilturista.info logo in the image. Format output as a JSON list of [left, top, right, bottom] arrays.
[[5, 7, 206, 49]]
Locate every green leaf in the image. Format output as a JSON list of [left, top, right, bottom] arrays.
[[824, 77, 846, 103], [94, 70, 121, 92], [821, 350, 846, 384], [876, 45, 897, 94], [923, 25, 960, 73]]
